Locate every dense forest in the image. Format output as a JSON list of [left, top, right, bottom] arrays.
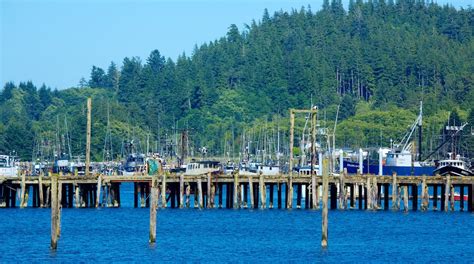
[[1, 0, 473, 161]]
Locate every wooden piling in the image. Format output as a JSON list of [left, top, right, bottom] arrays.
[[391, 172, 398, 210], [372, 176, 378, 209], [444, 175, 451, 212], [421, 176, 428, 211], [403, 185, 409, 212], [287, 175, 293, 209], [185, 183, 190, 208], [197, 178, 203, 209], [85, 97, 92, 176], [321, 158, 329, 248], [233, 171, 239, 209], [311, 175, 317, 209], [433, 184, 438, 210], [75, 184, 80, 208], [149, 175, 158, 243], [161, 174, 167, 208], [259, 172, 266, 209], [20, 172, 26, 208], [95, 175, 101, 208], [366, 176, 372, 210], [338, 170, 346, 209], [207, 173, 212, 208], [50, 174, 59, 250]]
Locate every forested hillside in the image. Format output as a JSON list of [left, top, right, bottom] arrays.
[[1, 0, 473, 161]]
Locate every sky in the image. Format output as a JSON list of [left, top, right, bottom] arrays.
[[1, 0, 472, 90]]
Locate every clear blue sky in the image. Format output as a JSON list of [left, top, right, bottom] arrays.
[[1, 0, 471, 90]]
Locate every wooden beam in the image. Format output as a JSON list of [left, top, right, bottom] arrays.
[[85, 97, 92, 177]]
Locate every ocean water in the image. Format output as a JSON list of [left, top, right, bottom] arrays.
[[1, 184, 473, 262]]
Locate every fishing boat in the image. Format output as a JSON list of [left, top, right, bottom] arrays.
[[343, 102, 436, 176], [433, 154, 473, 176], [185, 160, 221, 175], [0, 155, 19, 177], [121, 153, 146, 176]]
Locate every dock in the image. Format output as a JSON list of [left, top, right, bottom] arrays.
[[1, 172, 473, 212]]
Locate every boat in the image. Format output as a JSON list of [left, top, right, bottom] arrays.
[[121, 153, 146, 176], [0, 155, 19, 177], [185, 160, 221, 175], [343, 102, 436, 176], [433, 154, 473, 176]]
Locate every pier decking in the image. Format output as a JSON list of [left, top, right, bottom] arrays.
[[1, 172, 473, 212]]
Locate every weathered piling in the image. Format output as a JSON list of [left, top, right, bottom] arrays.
[[161, 174, 167, 208], [20, 172, 26, 208], [95, 175, 102, 208], [338, 171, 346, 210], [39, 172, 44, 207], [179, 174, 184, 208], [444, 175, 451, 212], [286, 176, 293, 209], [403, 186, 409, 212], [460, 185, 464, 211], [185, 183, 190, 208], [259, 172, 266, 209], [207, 173, 212, 208], [85, 97, 91, 176], [321, 159, 329, 248], [392, 173, 399, 210], [449, 182, 455, 211], [50, 174, 59, 250], [311, 174, 317, 209], [197, 178, 203, 209], [366, 176, 372, 210], [421, 176, 429, 211], [233, 171, 239, 209], [149, 175, 158, 244]]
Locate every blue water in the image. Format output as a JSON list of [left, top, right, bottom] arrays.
[[1, 205, 474, 262]]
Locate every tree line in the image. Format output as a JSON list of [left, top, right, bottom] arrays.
[[1, 0, 473, 161]]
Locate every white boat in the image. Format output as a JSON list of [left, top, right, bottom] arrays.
[[0, 155, 19, 177], [185, 160, 221, 175], [433, 154, 473, 176]]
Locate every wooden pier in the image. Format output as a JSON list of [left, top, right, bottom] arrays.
[[1, 172, 473, 212]]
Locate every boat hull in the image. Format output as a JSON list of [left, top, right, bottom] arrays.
[[344, 160, 435, 176]]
